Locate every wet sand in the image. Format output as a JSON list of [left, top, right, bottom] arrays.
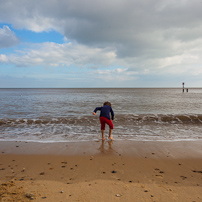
[[1, 140, 202, 201]]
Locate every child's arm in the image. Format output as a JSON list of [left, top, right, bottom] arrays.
[[93, 107, 102, 115]]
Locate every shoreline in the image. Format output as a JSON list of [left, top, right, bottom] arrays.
[[1, 140, 202, 158], [1, 140, 202, 201]]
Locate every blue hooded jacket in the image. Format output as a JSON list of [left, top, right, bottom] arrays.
[[94, 105, 114, 120]]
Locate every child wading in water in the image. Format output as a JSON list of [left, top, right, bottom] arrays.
[[93, 102, 114, 140]]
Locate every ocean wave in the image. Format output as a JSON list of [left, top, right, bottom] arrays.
[[1, 114, 202, 126], [115, 114, 202, 124]]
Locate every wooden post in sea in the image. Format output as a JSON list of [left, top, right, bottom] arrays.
[[182, 82, 184, 92]]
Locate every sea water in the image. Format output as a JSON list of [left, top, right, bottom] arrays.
[[0, 88, 202, 142]]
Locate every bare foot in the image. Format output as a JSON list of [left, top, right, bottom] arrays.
[[108, 137, 113, 140]]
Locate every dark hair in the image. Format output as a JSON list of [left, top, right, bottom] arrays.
[[103, 101, 111, 107]]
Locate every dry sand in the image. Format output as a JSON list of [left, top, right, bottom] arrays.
[[1, 140, 202, 202]]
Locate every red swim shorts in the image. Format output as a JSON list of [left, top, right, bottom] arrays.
[[100, 117, 114, 130]]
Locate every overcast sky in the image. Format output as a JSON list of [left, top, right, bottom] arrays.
[[1, 0, 202, 88]]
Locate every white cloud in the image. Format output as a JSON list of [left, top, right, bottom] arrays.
[[0, 25, 19, 48], [93, 68, 138, 82], [2, 42, 116, 68], [0, 54, 8, 62], [1, 0, 202, 86]]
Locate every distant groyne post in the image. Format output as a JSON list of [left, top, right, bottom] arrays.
[[182, 82, 184, 92], [182, 82, 188, 93]]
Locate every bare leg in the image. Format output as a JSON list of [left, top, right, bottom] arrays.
[[101, 130, 105, 140], [108, 129, 113, 140]]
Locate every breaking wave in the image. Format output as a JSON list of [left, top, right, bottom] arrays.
[[1, 114, 202, 142], [1, 114, 202, 126]]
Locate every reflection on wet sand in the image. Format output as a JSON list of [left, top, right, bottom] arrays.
[[98, 140, 114, 154]]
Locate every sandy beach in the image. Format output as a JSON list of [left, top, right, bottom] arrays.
[[1, 140, 202, 202]]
